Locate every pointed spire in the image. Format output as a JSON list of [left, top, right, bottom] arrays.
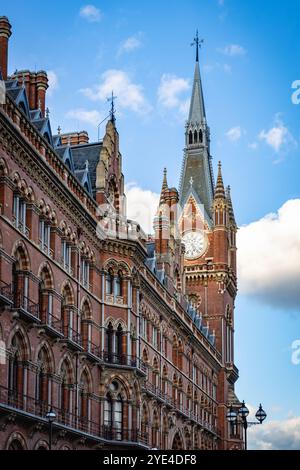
[[188, 32, 206, 123], [160, 167, 168, 203], [214, 161, 226, 199], [226, 185, 236, 225]]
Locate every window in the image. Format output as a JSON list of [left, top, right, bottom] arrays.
[[114, 394, 123, 440], [39, 219, 51, 256], [104, 394, 113, 428], [194, 130, 198, 143], [199, 129, 203, 143], [106, 322, 114, 358], [81, 258, 90, 288], [152, 326, 158, 347], [61, 240, 72, 273], [141, 317, 147, 339], [115, 271, 122, 296], [13, 194, 27, 235], [106, 270, 114, 295], [104, 391, 123, 441], [189, 131, 193, 144]]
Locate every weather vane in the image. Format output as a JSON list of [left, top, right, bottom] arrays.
[[191, 30, 204, 62], [107, 91, 117, 123]]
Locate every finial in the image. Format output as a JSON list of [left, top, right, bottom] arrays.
[[57, 125, 61, 135], [162, 167, 168, 191], [214, 161, 225, 199], [191, 30, 204, 62], [38, 98, 41, 111], [22, 72, 26, 87], [107, 90, 117, 123], [85, 159, 89, 170], [46, 107, 49, 118]]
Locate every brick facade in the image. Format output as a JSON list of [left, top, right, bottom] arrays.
[[0, 16, 243, 450]]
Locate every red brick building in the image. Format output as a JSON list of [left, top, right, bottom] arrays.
[[0, 17, 242, 450]]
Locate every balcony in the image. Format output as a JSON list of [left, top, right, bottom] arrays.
[[39, 240, 54, 259], [12, 216, 30, 238], [0, 385, 148, 448], [60, 326, 83, 351], [40, 311, 63, 338], [83, 340, 101, 362], [13, 292, 40, 322], [0, 280, 13, 305], [101, 352, 147, 374]]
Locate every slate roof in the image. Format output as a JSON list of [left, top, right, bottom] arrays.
[[71, 142, 102, 196]]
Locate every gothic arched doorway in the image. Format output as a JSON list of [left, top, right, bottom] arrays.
[[172, 431, 184, 450]]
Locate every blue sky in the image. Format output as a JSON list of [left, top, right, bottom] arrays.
[[4, 0, 300, 448]]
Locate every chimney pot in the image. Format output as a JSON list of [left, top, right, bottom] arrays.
[[0, 16, 12, 80]]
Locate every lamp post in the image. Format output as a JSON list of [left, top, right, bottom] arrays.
[[226, 401, 267, 450], [46, 407, 56, 450]]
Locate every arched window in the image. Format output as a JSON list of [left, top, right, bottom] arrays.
[[106, 322, 114, 359], [36, 346, 51, 412], [114, 394, 123, 440], [9, 332, 26, 405], [79, 371, 89, 426], [194, 130, 198, 143], [12, 246, 30, 312], [60, 360, 72, 423], [115, 271, 122, 297], [8, 439, 25, 450], [13, 192, 27, 235], [199, 129, 203, 143], [189, 131, 193, 144], [104, 393, 113, 430], [61, 284, 75, 340], [106, 269, 114, 295], [116, 324, 124, 360], [172, 335, 178, 367], [39, 266, 53, 324]]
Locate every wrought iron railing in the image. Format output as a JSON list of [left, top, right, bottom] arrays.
[[0, 385, 147, 444], [14, 292, 39, 319], [0, 280, 13, 303]]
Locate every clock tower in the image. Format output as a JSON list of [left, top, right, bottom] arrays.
[[179, 33, 240, 449]]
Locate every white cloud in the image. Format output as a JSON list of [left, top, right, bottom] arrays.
[[258, 117, 296, 153], [79, 4, 102, 22], [118, 35, 142, 55], [47, 70, 58, 96], [203, 62, 232, 74], [81, 69, 151, 114], [219, 44, 247, 56], [248, 141, 258, 150], [248, 416, 300, 450], [238, 199, 300, 310], [226, 126, 243, 141], [125, 183, 159, 234], [66, 108, 102, 126], [157, 74, 190, 116]]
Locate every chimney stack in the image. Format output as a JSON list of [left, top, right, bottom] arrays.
[[36, 70, 48, 117], [0, 16, 12, 80]]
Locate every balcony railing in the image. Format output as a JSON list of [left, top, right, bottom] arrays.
[[38, 240, 54, 259], [0, 385, 148, 446], [12, 216, 30, 238], [0, 280, 13, 304], [40, 311, 63, 336], [101, 351, 147, 372], [14, 292, 40, 320]]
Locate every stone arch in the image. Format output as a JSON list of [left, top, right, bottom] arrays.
[[6, 431, 27, 450], [0, 157, 9, 176], [58, 354, 75, 384], [61, 281, 75, 305], [79, 366, 93, 394], [38, 262, 54, 289], [171, 429, 185, 450], [34, 439, 49, 450], [9, 326, 31, 361], [81, 297, 92, 319], [36, 340, 55, 373], [12, 240, 30, 271]]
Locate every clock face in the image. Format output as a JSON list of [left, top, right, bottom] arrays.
[[183, 231, 205, 259]]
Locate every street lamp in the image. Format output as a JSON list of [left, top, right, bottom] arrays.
[[46, 407, 56, 450], [226, 401, 267, 450]]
